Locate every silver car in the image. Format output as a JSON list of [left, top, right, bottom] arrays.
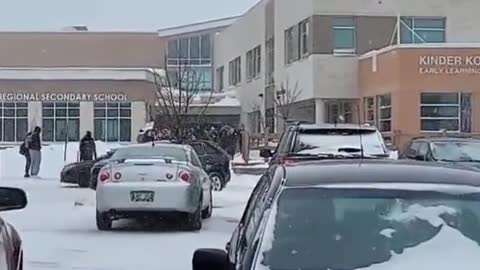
[[95, 143, 212, 231]]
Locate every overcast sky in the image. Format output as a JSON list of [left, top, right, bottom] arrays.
[[0, 0, 260, 31]]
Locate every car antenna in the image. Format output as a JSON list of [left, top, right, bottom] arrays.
[[356, 104, 365, 161]]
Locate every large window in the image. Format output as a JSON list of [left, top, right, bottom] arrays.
[[246, 45, 261, 81], [42, 102, 80, 142], [333, 17, 356, 54], [400, 17, 445, 44], [299, 19, 309, 57], [0, 102, 28, 142], [364, 97, 375, 124], [229, 57, 242, 86], [166, 67, 212, 91], [284, 18, 310, 65], [420, 93, 471, 132], [216, 66, 224, 91], [167, 34, 212, 66], [285, 27, 296, 64], [94, 102, 131, 142], [377, 95, 391, 132], [265, 38, 275, 86]]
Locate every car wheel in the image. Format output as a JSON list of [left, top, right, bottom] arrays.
[[186, 198, 202, 231], [96, 210, 112, 231], [202, 189, 213, 219], [209, 172, 224, 191], [78, 171, 90, 188]]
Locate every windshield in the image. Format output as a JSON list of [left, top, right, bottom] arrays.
[[111, 145, 187, 162], [431, 141, 480, 162], [293, 129, 387, 157], [257, 187, 480, 270]]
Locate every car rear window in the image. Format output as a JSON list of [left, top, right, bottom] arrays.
[[293, 128, 386, 156], [111, 145, 187, 162]]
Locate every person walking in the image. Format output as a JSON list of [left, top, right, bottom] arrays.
[[19, 131, 32, 178], [79, 131, 97, 161], [28, 126, 42, 177]]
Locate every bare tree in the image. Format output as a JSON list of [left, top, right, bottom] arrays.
[[275, 79, 302, 130], [151, 64, 214, 140]]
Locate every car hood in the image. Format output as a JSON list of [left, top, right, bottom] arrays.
[[452, 162, 480, 170]]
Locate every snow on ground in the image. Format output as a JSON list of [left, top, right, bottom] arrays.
[[0, 141, 122, 179], [0, 173, 259, 270]]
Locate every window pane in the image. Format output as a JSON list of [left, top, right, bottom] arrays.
[[421, 119, 459, 131], [94, 119, 105, 141], [42, 119, 54, 142], [0, 119, 2, 140], [4, 109, 14, 117], [43, 102, 54, 108], [379, 120, 391, 132], [17, 109, 28, 117], [414, 30, 445, 43], [414, 18, 445, 29], [201, 34, 211, 59], [4, 103, 14, 108], [16, 103, 28, 108], [55, 119, 67, 141], [107, 109, 119, 117], [120, 102, 131, 108], [16, 119, 28, 142], [461, 93, 472, 133], [56, 102, 67, 108], [167, 39, 178, 59], [421, 106, 459, 117], [68, 102, 80, 108], [107, 119, 119, 142], [3, 119, 14, 141], [107, 102, 118, 108], [421, 93, 459, 104], [94, 109, 105, 118], [179, 38, 188, 59], [94, 102, 106, 108], [68, 109, 80, 117], [378, 95, 391, 106], [56, 109, 67, 117], [120, 109, 131, 117], [120, 119, 131, 142], [379, 108, 392, 119], [68, 119, 80, 141], [189, 36, 200, 59], [400, 24, 413, 44], [334, 29, 355, 49]]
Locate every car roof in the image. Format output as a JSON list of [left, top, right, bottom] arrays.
[[413, 137, 480, 143], [295, 123, 377, 131], [125, 142, 190, 150], [282, 159, 480, 188]]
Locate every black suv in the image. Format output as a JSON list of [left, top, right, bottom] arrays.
[[400, 135, 480, 169], [260, 123, 390, 164], [192, 160, 480, 270], [190, 140, 231, 191]]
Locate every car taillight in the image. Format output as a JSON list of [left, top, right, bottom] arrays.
[[178, 170, 192, 183], [99, 170, 111, 182]]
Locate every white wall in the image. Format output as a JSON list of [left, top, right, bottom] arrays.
[[28, 102, 42, 130], [312, 55, 359, 99], [214, 1, 267, 117], [79, 102, 94, 137], [131, 101, 146, 143]]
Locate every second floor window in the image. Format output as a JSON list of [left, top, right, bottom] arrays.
[[247, 45, 261, 81], [229, 57, 241, 86], [299, 19, 309, 56], [333, 17, 356, 54], [400, 17, 445, 44], [377, 95, 392, 132], [167, 34, 211, 66]]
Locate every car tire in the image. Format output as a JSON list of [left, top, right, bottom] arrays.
[[78, 171, 90, 188], [96, 210, 112, 231], [186, 198, 202, 231], [202, 189, 213, 219], [209, 172, 224, 191]]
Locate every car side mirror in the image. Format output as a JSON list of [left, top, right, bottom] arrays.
[[260, 148, 272, 158], [0, 187, 27, 212], [192, 249, 229, 270]]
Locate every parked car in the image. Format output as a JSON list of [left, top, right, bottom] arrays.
[[260, 123, 391, 165], [189, 140, 231, 191], [192, 160, 480, 270], [89, 149, 118, 190], [0, 187, 27, 270], [61, 149, 117, 188], [400, 135, 480, 169], [95, 143, 212, 231]]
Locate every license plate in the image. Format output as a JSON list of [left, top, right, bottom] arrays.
[[130, 191, 154, 202]]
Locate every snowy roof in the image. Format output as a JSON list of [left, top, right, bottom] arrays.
[[157, 16, 240, 37], [360, 43, 480, 59]]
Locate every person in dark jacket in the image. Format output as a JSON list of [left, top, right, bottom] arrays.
[[28, 126, 42, 177], [79, 131, 97, 161], [20, 131, 32, 178]]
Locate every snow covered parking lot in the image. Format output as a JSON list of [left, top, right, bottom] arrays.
[[0, 174, 258, 270]]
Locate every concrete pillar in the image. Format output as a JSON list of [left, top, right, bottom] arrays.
[[315, 99, 325, 125], [80, 102, 94, 136], [28, 102, 42, 130], [131, 101, 147, 143]]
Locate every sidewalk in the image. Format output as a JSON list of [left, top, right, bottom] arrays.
[[231, 151, 268, 175]]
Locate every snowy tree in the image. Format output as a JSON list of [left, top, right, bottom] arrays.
[[275, 79, 302, 131]]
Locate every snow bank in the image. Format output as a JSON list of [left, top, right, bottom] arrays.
[[0, 141, 123, 179]]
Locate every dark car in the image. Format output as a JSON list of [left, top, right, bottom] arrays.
[[89, 149, 118, 190], [0, 187, 27, 270], [192, 160, 480, 270], [259, 123, 390, 165], [190, 140, 231, 191], [400, 135, 480, 169], [60, 149, 117, 188]]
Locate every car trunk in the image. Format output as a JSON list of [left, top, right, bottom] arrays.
[[110, 159, 183, 182]]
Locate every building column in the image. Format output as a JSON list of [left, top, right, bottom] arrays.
[[315, 99, 325, 125], [28, 102, 42, 130], [131, 101, 147, 143], [80, 102, 94, 136]]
